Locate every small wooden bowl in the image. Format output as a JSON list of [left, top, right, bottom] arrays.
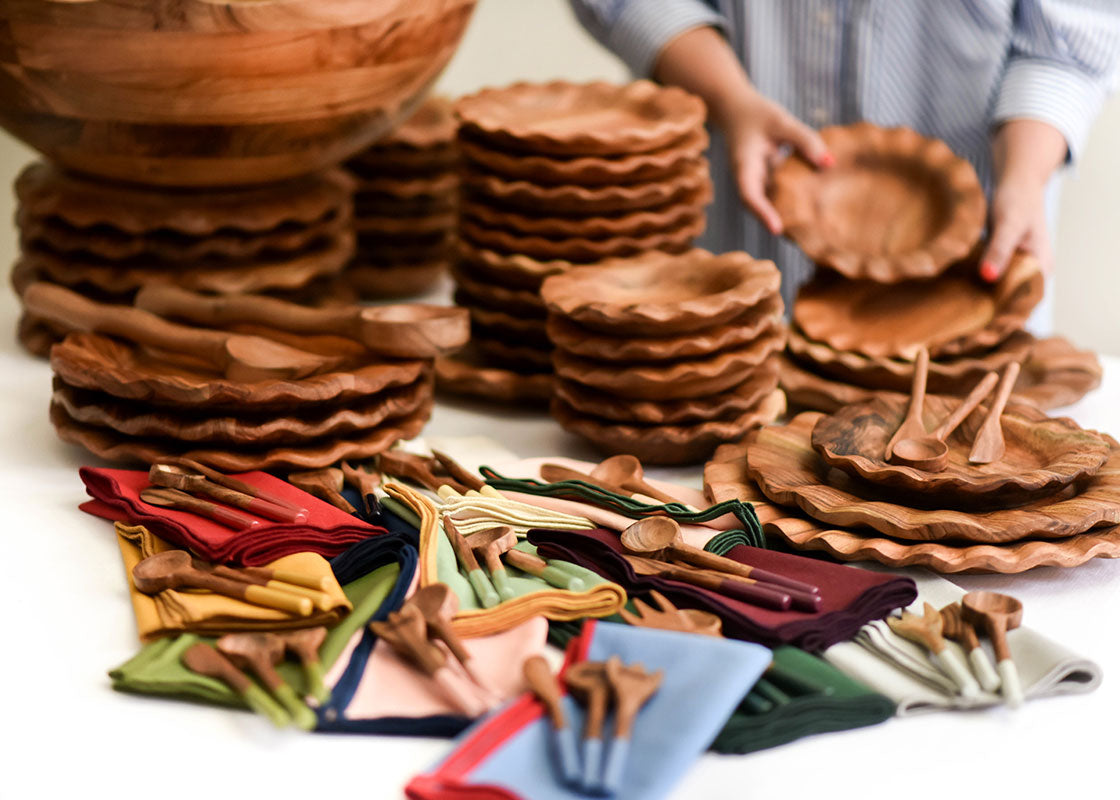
[[0, 0, 477, 187], [434, 346, 554, 404]]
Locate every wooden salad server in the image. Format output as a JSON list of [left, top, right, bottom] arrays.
[[164, 457, 307, 519], [886, 603, 981, 699], [618, 590, 723, 637], [217, 633, 319, 730], [139, 486, 261, 531], [591, 455, 686, 505], [602, 656, 663, 796], [23, 281, 336, 382], [941, 602, 1001, 693], [466, 526, 519, 602], [406, 584, 498, 701], [190, 558, 335, 612], [884, 346, 930, 460], [969, 361, 1021, 464], [180, 642, 290, 728], [620, 516, 819, 596], [442, 516, 501, 608], [287, 468, 355, 514], [890, 371, 999, 471], [132, 550, 313, 617], [380, 450, 473, 494], [564, 661, 612, 794], [430, 450, 486, 491], [149, 463, 304, 523], [281, 627, 331, 706], [523, 655, 582, 788], [503, 548, 588, 592], [340, 461, 383, 514], [962, 591, 1025, 708], [134, 285, 470, 359], [540, 462, 632, 497], [624, 554, 792, 611]]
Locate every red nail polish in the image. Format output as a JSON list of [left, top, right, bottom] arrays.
[[819, 152, 835, 168], [979, 260, 1000, 282]]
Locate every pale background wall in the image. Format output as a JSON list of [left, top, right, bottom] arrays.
[[0, 0, 1116, 354]]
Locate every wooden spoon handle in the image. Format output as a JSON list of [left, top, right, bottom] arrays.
[[191, 571, 313, 616], [932, 371, 999, 441], [969, 361, 1021, 464], [885, 347, 929, 458], [504, 549, 587, 591]]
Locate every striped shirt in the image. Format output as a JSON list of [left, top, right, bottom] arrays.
[[569, 0, 1120, 316]]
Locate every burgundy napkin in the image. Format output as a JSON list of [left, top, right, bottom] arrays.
[[530, 528, 916, 650], [79, 467, 383, 566]]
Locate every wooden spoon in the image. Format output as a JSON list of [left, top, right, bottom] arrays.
[[132, 550, 313, 616], [969, 361, 1022, 464], [217, 633, 318, 730], [442, 516, 500, 609], [23, 281, 335, 382], [591, 455, 685, 505], [564, 661, 611, 794], [618, 590, 723, 636], [180, 642, 290, 728], [890, 371, 999, 471], [523, 655, 581, 788], [139, 486, 261, 531], [886, 603, 980, 699], [602, 657, 663, 796], [503, 549, 588, 592], [884, 346, 930, 460], [540, 462, 631, 496], [624, 554, 792, 611], [430, 450, 486, 491], [340, 460, 383, 514], [149, 463, 305, 523], [135, 285, 469, 359], [287, 468, 355, 514], [466, 526, 518, 602], [380, 450, 472, 494], [281, 627, 330, 706], [191, 558, 335, 611], [620, 516, 819, 597], [406, 584, 496, 699], [163, 457, 306, 518], [940, 602, 1001, 693], [962, 591, 1025, 708]]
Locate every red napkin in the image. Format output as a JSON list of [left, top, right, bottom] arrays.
[[79, 467, 383, 566]]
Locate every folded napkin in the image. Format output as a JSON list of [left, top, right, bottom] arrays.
[[406, 621, 771, 800], [80, 467, 382, 565], [531, 528, 916, 650], [822, 568, 1103, 714], [116, 522, 351, 642], [389, 483, 627, 639]]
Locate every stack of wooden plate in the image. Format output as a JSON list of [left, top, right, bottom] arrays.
[[439, 80, 712, 402], [10, 163, 355, 357], [540, 249, 786, 464], [770, 122, 1101, 412], [705, 400, 1120, 574], [339, 97, 460, 299]]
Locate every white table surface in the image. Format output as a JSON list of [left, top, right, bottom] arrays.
[[2, 311, 1117, 799]]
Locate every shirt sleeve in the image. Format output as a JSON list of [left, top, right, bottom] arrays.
[[992, 0, 1120, 162], [568, 0, 727, 77]]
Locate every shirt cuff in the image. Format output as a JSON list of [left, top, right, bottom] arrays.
[[606, 0, 727, 77], [992, 56, 1110, 164]]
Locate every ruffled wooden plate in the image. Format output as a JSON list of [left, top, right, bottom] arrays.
[[704, 441, 1120, 574], [454, 80, 705, 156], [350, 171, 459, 200], [460, 215, 704, 262], [21, 232, 354, 295], [49, 399, 431, 471], [340, 261, 448, 299], [462, 159, 710, 215], [554, 357, 779, 425], [462, 195, 706, 239], [458, 129, 707, 186], [793, 254, 1043, 360], [381, 96, 457, 150], [779, 336, 1102, 413], [746, 412, 1120, 544], [551, 389, 785, 465], [811, 394, 1110, 506], [787, 327, 1034, 394], [354, 190, 457, 218], [51, 375, 431, 445], [347, 143, 460, 176], [456, 241, 571, 290], [15, 163, 354, 235], [456, 297, 550, 346], [355, 211, 458, 237], [50, 332, 426, 411], [472, 336, 553, 372], [16, 311, 63, 358], [450, 262, 548, 317], [770, 123, 985, 282], [355, 229, 457, 264], [546, 293, 783, 363], [541, 248, 780, 335], [552, 328, 785, 400], [434, 347, 555, 404]]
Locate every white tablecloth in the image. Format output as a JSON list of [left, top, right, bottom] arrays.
[[2, 328, 1116, 799]]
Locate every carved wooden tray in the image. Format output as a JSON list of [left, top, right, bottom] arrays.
[[348, 143, 460, 176], [454, 80, 706, 156], [15, 163, 354, 234], [462, 158, 710, 214], [553, 328, 784, 400], [50, 399, 430, 471], [450, 262, 548, 317], [51, 375, 431, 445], [434, 346, 555, 404], [811, 394, 1110, 506], [350, 171, 459, 200], [380, 96, 457, 150], [462, 195, 705, 239], [457, 241, 571, 290], [340, 261, 448, 300], [459, 214, 703, 262], [472, 336, 553, 372], [541, 248, 780, 335], [554, 356, 779, 425], [458, 129, 707, 186], [770, 123, 985, 282], [546, 293, 783, 363], [746, 413, 1120, 544], [50, 332, 426, 411], [355, 211, 458, 237], [793, 254, 1043, 360], [456, 296, 550, 346], [704, 441, 1120, 574], [552, 388, 785, 465]]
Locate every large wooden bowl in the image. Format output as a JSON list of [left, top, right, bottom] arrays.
[[0, 0, 477, 187]]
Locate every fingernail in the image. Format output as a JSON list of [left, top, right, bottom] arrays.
[[979, 260, 1000, 282], [819, 152, 835, 168]]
